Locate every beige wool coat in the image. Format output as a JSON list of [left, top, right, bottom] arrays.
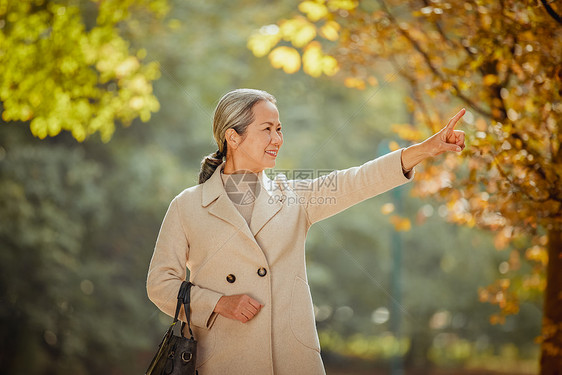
[[147, 148, 414, 375]]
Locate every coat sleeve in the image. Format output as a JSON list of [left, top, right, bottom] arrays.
[[289, 148, 414, 226], [147, 197, 223, 329]]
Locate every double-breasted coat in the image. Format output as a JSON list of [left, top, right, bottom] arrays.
[[147, 148, 414, 374]]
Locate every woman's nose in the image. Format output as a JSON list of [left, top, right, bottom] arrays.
[[271, 131, 282, 146]]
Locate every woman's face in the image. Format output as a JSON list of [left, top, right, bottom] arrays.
[[228, 100, 283, 173]]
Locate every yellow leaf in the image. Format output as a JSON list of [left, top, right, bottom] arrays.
[[322, 55, 339, 76], [298, 1, 328, 22], [302, 41, 339, 77], [327, 0, 358, 11], [493, 230, 510, 250], [71, 125, 87, 142], [390, 215, 411, 231], [483, 74, 497, 86], [489, 314, 505, 325], [481, 14, 492, 30], [248, 32, 282, 57], [269, 46, 301, 74], [524, 98, 535, 112], [381, 203, 395, 215], [525, 245, 548, 266], [47, 117, 62, 137], [115, 56, 140, 78], [344, 77, 365, 90], [280, 17, 317, 48], [319, 21, 340, 41], [478, 288, 489, 302], [389, 140, 400, 151], [302, 42, 324, 77], [30, 117, 48, 139], [523, 274, 546, 291]]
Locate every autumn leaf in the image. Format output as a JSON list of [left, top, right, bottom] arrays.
[[269, 46, 301, 74], [298, 1, 328, 22], [248, 31, 282, 57], [344, 77, 366, 90], [319, 21, 340, 41], [381, 202, 395, 215], [302, 41, 339, 77], [390, 215, 412, 232], [279, 17, 317, 48]]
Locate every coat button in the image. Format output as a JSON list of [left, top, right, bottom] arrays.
[[257, 267, 267, 277], [226, 274, 236, 283]]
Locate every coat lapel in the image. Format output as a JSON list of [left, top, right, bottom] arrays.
[[250, 170, 284, 236], [201, 161, 284, 245]]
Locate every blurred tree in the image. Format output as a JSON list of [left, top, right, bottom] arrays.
[[249, 0, 562, 373], [0, 121, 185, 373], [0, 0, 167, 142]]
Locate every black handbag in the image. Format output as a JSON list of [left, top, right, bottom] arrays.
[[146, 281, 198, 375]]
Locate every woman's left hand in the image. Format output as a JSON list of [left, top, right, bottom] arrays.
[[401, 108, 466, 171], [424, 108, 466, 157]]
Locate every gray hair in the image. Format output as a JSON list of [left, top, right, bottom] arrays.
[[198, 89, 277, 184]]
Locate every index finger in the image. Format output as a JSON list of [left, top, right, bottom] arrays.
[[248, 298, 263, 310], [444, 108, 466, 133]]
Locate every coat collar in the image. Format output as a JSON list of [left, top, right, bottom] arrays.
[[201, 161, 285, 241]]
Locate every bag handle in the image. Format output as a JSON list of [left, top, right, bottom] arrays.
[[182, 282, 195, 339], [172, 281, 195, 340]]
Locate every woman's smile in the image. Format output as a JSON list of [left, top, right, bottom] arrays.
[[265, 149, 278, 157]]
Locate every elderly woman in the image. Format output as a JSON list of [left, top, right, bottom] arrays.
[[147, 88, 465, 374]]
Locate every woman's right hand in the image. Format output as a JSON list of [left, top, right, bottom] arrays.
[[214, 294, 264, 323]]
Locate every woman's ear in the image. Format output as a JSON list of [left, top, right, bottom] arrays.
[[225, 128, 240, 149]]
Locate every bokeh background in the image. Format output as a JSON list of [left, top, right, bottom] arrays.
[[2, 0, 561, 374]]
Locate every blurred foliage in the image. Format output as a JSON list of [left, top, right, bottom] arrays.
[[0, 0, 547, 373], [251, 0, 561, 372], [0, 0, 166, 142], [0, 123, 185, 373]]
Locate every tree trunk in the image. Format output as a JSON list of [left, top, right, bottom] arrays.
[[540, 229, 562, 375]]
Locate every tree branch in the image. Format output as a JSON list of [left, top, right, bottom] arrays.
[[492, 150, 557, 204], [375, 0, 493, 118], [388, 55, 437, 131], [421, 0, 455, 49], [541, 0, 562, 25]]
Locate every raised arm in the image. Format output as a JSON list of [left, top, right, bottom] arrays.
[[289, 108, 466, 226], [289, 148, 414, 226]]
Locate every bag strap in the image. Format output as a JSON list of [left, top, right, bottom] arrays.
[[182, 282, 195, 339], [172, 281, 195, 339], [173, 281, 189, 323]]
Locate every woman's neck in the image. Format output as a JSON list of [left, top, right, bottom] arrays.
[[222, 159, 263, 175]]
